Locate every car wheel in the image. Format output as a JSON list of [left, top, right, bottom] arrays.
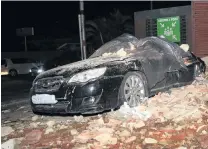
[[9, 69, 18, 77], [119, 72, 149, 107]]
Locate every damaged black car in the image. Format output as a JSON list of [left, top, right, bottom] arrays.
[[30, 34, 206, 114]]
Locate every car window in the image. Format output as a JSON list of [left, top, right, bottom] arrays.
[[154, 37, 183, 52], [141, 40, 155, 49], [140, 40, 165, 56], [90, 34, 140, 58], [151, 39, 172, 52], [151, 38, 191, 57]]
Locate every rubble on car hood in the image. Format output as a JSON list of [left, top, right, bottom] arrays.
[[102, 48, 128, 57], [101, 42, 136, 57], [34, 56, 129, 80], [180, 44, 190, 52]]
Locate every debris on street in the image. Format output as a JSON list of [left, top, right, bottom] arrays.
[[1, 75, 208, 149]]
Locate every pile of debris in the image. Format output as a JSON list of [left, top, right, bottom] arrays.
[[1, 76, 208, 149], [116, 79, 208, 123]]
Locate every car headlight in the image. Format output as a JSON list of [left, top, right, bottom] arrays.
[[68, 67, 107, 83], [37, 69, 43, 73]]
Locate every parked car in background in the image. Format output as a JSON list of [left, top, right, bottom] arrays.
[[2, 58, 41, 77], [30, 50, 81, 77], [30, 34, 205, 115], [30, 65, 44, 77]]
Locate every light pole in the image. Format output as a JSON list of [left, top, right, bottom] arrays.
[[24, 36, 27, 52], [150, 0, 153, 10], [16, 27, 34, 52], [78, 0, 87, 60], [150, 0, 153, 36]]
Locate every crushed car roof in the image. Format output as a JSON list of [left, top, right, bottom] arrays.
[[35, 34, 190, 84]]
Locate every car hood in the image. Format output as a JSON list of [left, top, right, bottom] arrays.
[[35, 56, 129, 80]]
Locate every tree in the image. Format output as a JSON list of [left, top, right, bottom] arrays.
[[85, 9, 134, 50]]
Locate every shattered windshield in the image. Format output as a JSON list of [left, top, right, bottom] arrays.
[[90, 34, 141, 58]]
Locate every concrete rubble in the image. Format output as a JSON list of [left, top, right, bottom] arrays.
[[1, 75, 208, 148], [143, 138, 158, 144], [31, 115, 39, 121], [1, 138, 23, 149], [1, 126, 14, 137]]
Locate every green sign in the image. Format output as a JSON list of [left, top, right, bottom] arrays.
[[157, 16, 181, 42]]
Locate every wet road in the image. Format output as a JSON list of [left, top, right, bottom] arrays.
[[1, 75, 76, 123], [2, 76, 33, 103], [1, 75, 34, 121]]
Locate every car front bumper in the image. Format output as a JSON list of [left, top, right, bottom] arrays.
[[30, 75, 123, 114]]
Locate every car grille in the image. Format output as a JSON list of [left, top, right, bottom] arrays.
[[34, 76, 64, 92]]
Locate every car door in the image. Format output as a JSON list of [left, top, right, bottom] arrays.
[[151, 39, 182, 88], [10, 58, 22, 74], [11, 58, 30, 74], [139, 40, 167, 91]]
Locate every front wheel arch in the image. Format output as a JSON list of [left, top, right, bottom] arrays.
[[117, 71, 149, 107]]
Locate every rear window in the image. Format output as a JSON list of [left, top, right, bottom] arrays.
[[11, 58, 34, 64]]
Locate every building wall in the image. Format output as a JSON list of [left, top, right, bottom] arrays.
[[192, 1, 208, 57], [134, 6, 192, 48]]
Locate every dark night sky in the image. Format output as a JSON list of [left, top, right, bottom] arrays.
[[1, 1, 191, 52]]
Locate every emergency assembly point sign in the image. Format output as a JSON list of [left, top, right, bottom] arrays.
[[157, 16, 181, 42]]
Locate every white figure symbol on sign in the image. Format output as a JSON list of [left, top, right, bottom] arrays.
[[172, 22, 176, 27], [164, 27, 173, 36], [172, 35, 177, 40], [160, 23, 164, 28]]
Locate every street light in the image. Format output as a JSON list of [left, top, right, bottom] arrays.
[[150, 0, 153, 36]]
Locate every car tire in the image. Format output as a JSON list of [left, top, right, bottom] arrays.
[[118, 71, 149, 107], [9, 69, 18, 77]]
